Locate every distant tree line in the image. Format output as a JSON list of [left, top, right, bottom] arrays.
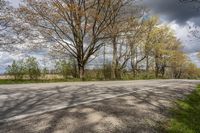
[[5, 55, 200, 80], [6, 57, 41, 80], [5, 56, 78, 80]]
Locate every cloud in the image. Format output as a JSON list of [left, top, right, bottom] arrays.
[[142, 0, 200, 66], [8, 0, 21, 7], [169, 22, 200, 54], [143, 0, 200, 25]]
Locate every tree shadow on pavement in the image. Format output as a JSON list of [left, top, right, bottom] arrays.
[[0, 82, 196, 133], [0, 84, 135, 121]]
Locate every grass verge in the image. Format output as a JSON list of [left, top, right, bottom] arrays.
[[0, 78, 164, 85], [0, 79, 82, 84], [165, 85, 200, 133]]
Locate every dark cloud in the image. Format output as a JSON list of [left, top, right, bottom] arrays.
[[143, 0, 200, 25]]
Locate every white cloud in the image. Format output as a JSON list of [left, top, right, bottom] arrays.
[[168, 21, 200, 66]]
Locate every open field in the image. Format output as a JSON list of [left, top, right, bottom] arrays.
[[0, 79, 200, 133]]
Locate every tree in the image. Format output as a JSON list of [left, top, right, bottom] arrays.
[[0, 0, 25, 51], [103, 62, 112, 80], [150, 26, 176, 78], [143, 17, 159, 74], [6, 60, 25, 80], [108, 5, 145, 79], [183, 62, 200, 79], [0, 0, 13, 48], [126, 17, 146, 76], [169, 51, 187, 78], [19, 0, 129, 80], [25, 57, 41, 80], [140, 24, 184, 78], [55, 60, 73, 79]]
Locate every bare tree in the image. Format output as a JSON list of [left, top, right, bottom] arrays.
[[19, 0, 128, 79], [106, 2, 143, 79], [0, 0, 13, 48], [0, 0, 26, 52]]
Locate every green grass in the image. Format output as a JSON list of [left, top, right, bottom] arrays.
[[0, 79, 82, 84], [165, 85, 200, 133], [0, 76, 164, 85]]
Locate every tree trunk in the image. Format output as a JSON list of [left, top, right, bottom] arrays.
[[161, 66, 165, 78], [155, 65, 159, 78], [132, 63, 137, 77], [78, 65, 85, 80], [155, 56, 159, 78], [146, 56, 149, 72], [112, 37, 117, 79]]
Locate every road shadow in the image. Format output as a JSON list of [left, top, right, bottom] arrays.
[[0, 84, 136, 121], [0, 81, 197, 133]]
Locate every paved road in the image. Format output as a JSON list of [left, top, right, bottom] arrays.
[[0, 80, 200, 133], [0, 79, 199, 123]]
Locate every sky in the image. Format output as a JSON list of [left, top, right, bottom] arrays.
[[142, 0, 200, 66], [0, 0, 200, 73]]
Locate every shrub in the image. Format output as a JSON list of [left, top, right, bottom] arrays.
[[6, 60, 25, 80], [103, 63, 112, 80], [55, 60, 73, 79], [25, 57, 41, 80]]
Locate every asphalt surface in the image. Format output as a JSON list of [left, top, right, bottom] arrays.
[[0, 79, 199, 133]]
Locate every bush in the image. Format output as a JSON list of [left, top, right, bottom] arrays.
[[55, 60, 74, 79], [6, 60, 25, 80], [103, 63, 112, 80], [25, 57, 41, 80]]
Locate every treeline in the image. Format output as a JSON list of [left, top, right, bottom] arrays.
[[5, 57, 77, 80], [6, 55, 200, 81], [6, 57, 41, 80], [1, 0, 200, 80]]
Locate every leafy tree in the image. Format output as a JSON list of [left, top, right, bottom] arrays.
[[103, 62, 112, 80], [6, 60, 25, 80], [184, 62, 200, 79], [41, 67, 48, 78], [55, 60, 73, 79], [25, 57, 41, 80]]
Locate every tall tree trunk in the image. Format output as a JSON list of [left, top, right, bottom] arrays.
[[78, 65, 85, 80], [131, 48, 138, 78], [155, 56, 159, 78], [146, 55, 149, 72], [161, 66, 165, 78], [177, 69, 182, 79], [103, 44, 106, 80], [155, 65, 159, 78], [112, 37, 117, 79], [132, 63, 137, 77]]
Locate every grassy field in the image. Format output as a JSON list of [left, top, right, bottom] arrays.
[[165, 85, 200, 133]]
